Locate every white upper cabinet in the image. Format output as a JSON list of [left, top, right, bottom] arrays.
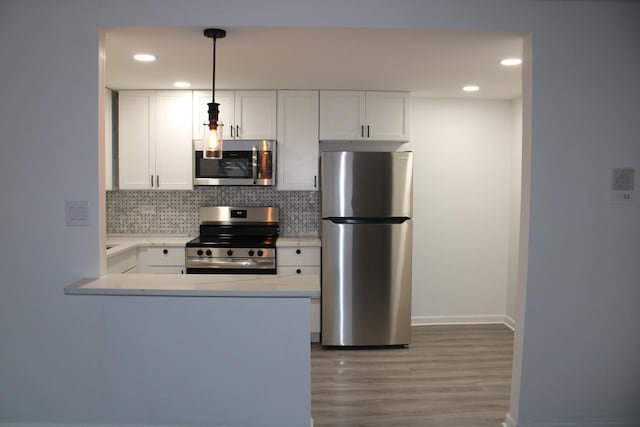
[[277, 90, 319, 191], [119, 90, 193, 190], [234, 91, 277, 140], [192, 90, 276, 141], [319, 90, 410, 141], [105, 88, 113, 191], [319, 91, 365, 140]]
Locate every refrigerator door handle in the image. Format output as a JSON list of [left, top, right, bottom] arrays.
[[326, 217, 410, 225]]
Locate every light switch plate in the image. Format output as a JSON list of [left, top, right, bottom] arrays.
[[65, 201, 89, 226], [610, 168, 635, 206]]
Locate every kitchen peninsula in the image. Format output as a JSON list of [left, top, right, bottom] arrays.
[[64, 274, 318, 427]]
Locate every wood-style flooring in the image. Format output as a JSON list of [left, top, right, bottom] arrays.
[[311, 324, 514, 427]]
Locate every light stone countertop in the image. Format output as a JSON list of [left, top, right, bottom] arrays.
[[99, 234, 321, 297], [276, 235, 321, 247], [107, 234, 320, 255], [106, 234, 193, 257], [65, 273, 320, 298]]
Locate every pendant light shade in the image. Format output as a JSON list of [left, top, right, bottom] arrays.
[[203, 28, 226, 159]]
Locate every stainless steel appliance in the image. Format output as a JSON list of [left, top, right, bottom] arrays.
[[321, 151, 413, 346], [193, 140, 276, 186], [185, 206, 279, 274]]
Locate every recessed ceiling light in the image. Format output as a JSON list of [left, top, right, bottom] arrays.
[[500, 58, 522, 66], [133, 54, 156, 62], [463, 85, 480, 92], [173, 81, 191, 88]]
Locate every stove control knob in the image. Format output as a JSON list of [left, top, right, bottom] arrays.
[[227, 250, 234, 256], [248, 250, 255, 256], [197, 249, 203, 256], [257, 250, 264, 257], [205, 249, 212, 256]]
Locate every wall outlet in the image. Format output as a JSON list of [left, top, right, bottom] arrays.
[[140, 205, 156, 215]]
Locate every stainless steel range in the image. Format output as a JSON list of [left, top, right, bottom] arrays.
[[185, 206, 279, 274]]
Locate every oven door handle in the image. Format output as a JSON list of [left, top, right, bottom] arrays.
[[185, 257, 275, 269], [252, 145, 258, 184]]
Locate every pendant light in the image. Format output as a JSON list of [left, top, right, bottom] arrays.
[[203, 28, 226, 159]]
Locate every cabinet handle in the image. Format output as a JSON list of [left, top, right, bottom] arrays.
[[314, 176, 317, 188], [296, 269, 302, 274], [231, 125, 234, 138], [296, 249, 302, 255], [236, 125, 240, 138], [367, 125, 370, 138], [156, 175, 160, 188], [361, 125, 364, 137], [163, 249, 168, 255], [150, 175, 154, 188]]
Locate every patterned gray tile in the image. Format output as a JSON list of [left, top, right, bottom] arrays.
[[106, 188, 320, 235]]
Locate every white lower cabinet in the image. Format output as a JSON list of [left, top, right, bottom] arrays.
[[277, 243, 321, 342], [137, 246, 185, 274], [106, 248, 137, 274]]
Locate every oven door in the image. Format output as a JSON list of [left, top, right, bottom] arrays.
[[185, 247, 277, 274], [185, 257, 277, 274]]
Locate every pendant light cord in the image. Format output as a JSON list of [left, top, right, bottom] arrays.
[[212, 36, 216, 105]]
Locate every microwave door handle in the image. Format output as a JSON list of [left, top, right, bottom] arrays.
[[252, 145, 258, 184]]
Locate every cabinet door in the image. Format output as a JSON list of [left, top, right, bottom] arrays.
[[192, 90, 235, 141], [234, 91, 277, 140], [319, 91, 365, 140], [278, 246, 321, 266], [105, 88, 113, 191], [365, 91, 410, 141], [154, 91, 193, 190], [277, 90, 319, 191], [118, 90, 154, 189]]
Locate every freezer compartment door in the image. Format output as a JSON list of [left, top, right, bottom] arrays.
[[321, 219, 412, 346], [321, 151, 413, 218]]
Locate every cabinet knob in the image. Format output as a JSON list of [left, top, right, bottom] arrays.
[[296, 269, 302, 274], [163, 249, 168, 255], [296, 249, 302, 255]]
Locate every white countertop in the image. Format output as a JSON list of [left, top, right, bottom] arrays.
[[276, 235, 321, 247], [106, 234, 320, 258], [106, 234, 193, 257], [66, 273, 320, 298]]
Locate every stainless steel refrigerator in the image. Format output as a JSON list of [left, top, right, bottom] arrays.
[[321, 151, 413, 346]]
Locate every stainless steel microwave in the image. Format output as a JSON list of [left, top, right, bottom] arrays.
[[193, 140, 276, 186]]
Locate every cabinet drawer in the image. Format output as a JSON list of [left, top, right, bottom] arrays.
[[107, 249, 137, 274], [144, 247, 185, 266], [278, 247, 320, 266], [145, 265, 185, 274], [278, 266, 320, 276]]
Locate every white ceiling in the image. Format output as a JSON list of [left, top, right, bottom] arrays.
[[105, 26, 523, 99]]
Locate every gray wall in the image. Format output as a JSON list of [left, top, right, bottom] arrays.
[[1, 1, 639, 427]]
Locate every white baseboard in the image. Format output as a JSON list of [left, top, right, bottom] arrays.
[[501, 413, 636, 427], [503, 412, 517, 427], [412, 314, 507, 326], [504, 315, 516, 331]]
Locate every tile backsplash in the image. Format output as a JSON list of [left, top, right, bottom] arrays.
[[107, 188, 320, 235]]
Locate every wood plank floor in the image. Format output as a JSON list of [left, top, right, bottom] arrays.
[[311, 324, 514, 427]]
